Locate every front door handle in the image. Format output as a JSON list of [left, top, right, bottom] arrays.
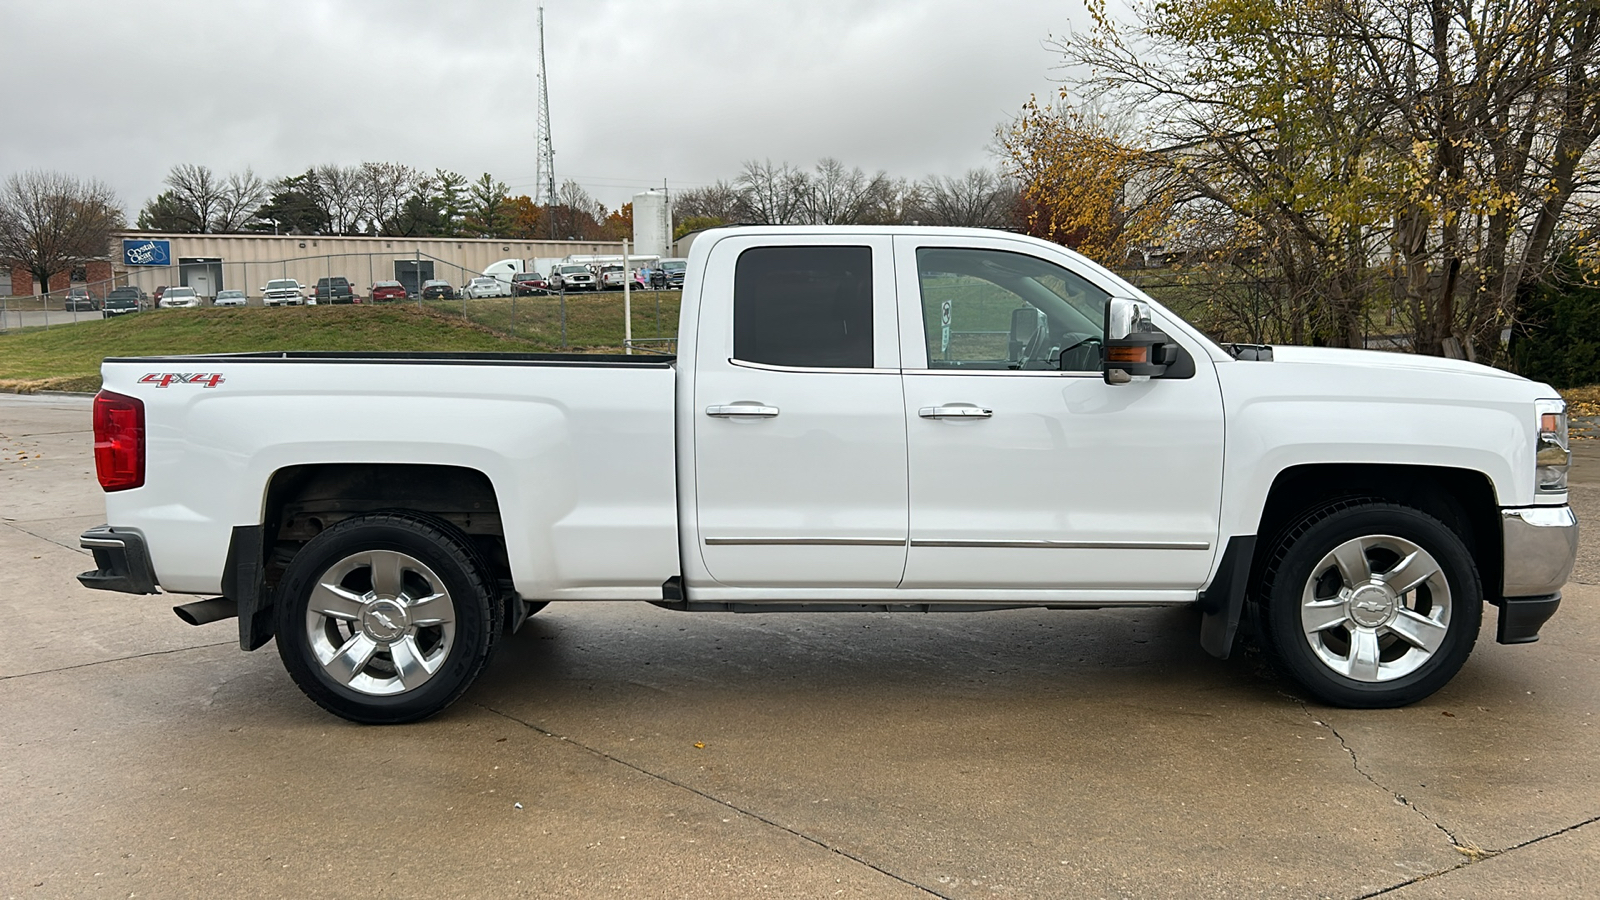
[[706, 404, 780, 418], [919, 405, 993, 419]]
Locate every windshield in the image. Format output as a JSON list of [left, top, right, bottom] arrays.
[[560, 265, 588, 274], [266, 280, 297, 290], [167, 287, 196, 297], [218, 290, 244, 298], [662, 261, 686, 273]]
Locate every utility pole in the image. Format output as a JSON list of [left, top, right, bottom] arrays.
[[535, 5, 558, 240]]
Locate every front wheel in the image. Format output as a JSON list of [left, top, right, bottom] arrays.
[[1259, 501, 1481, 708], [274, 514, 501, 723]]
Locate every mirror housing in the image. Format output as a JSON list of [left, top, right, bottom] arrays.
[[1103, 297, 1183, 384]]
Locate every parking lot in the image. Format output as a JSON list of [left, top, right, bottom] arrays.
[[2, 391, 1597, 898]]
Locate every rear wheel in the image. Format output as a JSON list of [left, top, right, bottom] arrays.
[[1259, 501, 1481, 708], [275, 514, 501, 723]]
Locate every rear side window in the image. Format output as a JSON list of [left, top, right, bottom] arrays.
[[734, 246, 872, 368]]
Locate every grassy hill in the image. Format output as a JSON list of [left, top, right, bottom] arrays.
[[0, 305, 556, 393]]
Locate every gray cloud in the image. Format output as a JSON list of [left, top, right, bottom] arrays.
[[2, 0, 1083, 214]]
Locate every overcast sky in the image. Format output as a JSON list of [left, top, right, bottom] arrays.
[[2, 0, 1089, 216]]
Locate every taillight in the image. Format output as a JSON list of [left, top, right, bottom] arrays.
[[93, 390, 145, 492]]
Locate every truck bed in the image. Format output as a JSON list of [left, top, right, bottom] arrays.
[[99, 351, 680, 600]]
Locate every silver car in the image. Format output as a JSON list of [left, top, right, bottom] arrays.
[[214, 289, 248, 307], [158, 286, 201, 309]]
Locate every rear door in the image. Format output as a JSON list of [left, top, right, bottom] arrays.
[[690, 234, 907, 588]]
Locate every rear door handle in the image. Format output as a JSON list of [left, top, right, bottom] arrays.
[[706, 404, 780, 418], [919, 405, 992, 419]]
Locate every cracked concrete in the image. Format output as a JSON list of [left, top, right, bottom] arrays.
[[3, 393, 1598, 898]]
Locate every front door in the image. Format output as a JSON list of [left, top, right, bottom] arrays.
[[894, 235, 1225, 595], [691, 235, 906, 588]]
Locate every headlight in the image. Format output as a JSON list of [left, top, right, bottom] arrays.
[[1535, 398, 1569, 492]]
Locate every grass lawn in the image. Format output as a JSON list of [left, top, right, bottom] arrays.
[[424, 289, 681, 350], [0, 304, 560, 392]]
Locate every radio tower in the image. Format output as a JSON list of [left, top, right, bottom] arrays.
[[535, 5, 557, 238]]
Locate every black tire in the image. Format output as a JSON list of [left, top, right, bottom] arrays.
[[274, 513, 501, 724], [1258, 500, 1481, 708]]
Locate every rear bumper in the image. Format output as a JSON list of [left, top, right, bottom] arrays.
[[77, 525, 159, 594], [1502, 506, 1578, 597]]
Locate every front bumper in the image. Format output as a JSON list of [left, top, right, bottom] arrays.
[[77, 525, 159, 594], [1502, 506, 1578, 596], [1496, 506, 1579, 644]]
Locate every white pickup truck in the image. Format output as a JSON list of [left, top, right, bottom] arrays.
[[79, 226, 1579, 723]]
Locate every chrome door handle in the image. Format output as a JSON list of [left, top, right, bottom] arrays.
[[706, 404, 780, 418], [919, 405, 992, 418]]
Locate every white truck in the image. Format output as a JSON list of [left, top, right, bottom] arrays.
[[78, 226, 1578, 723]]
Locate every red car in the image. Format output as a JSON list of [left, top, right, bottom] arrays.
[[511, 272, 548, 296], [369, 281, 409, 302]]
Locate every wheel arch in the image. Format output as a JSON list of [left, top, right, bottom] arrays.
[[1252, 463, 1502, 603], [232, 463, 512, 650]]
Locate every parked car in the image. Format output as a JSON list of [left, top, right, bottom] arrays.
[[262, 279, 305, 307], [64, 286, 99, 311], [421, 279, 455, 300], [214, 289, 248, 308], [659, 258, 687, 288], [511, 272, 548, 296], [370, 281, 409, 302], [314, 277, 356, 304], [551, 263, 596, 292], [152, 286, 169, 304], [463, 276, 510, 299], [75, 225, 1580, 724], [598, 265, 631, 290], [158, 286, 201, 309], [101, 286, 147, 317]]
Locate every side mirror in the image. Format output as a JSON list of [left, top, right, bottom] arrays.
[[1103, 297, 1179, 384]]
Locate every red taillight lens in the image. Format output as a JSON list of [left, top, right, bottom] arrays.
[[93, 390, 145, 492]]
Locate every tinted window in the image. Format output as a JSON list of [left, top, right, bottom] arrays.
[[734, 246, 872, 368], [916, 248, 1107, 372]]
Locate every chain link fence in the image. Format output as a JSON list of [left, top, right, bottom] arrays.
[[1, 250, 681, 353]]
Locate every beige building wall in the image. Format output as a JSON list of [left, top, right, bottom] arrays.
[[111, 233, 624, 296]]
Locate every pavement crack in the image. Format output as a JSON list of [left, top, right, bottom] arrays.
[[1, 519, 91, 555], [1299, 702, 1478, 854], [1353, 814, 1600, 898], [476, 703, 951, 899], [0, 640, 235, 682]]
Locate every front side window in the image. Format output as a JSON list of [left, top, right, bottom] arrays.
[[916, 247, 1108, 372], [734, 246, 872, 368]]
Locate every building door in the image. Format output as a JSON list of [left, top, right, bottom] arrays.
[[395, 260, 434, 297]]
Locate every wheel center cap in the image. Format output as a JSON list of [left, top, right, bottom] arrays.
[[1348, 585, 1396, 628], [360, 599, 410, 642]]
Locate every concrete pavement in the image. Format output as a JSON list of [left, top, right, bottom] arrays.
[[2, 393, 1596, 898]]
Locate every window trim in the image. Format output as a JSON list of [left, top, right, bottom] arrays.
[[729, 358, 892, 376]]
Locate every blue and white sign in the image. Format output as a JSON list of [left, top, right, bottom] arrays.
[[122, 238, 171, 267]]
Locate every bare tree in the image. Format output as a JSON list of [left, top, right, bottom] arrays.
[[0, 171, 123, 296], [915, 169, 1016, 227], [315, 164, 364, 234], [674, 180, 745, 224], [356, 162, 420, 235], [161, 164, 227, 233], [212, 168, 268, 233], [736, 159, 810, 224], [803, 158, 895, 224]]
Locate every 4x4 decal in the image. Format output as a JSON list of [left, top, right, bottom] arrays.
[[139, 373, 226, 388]]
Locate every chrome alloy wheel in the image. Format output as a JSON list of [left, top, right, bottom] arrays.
[[1299, 534, 1453, 683], [304, 549, 456, 696]]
